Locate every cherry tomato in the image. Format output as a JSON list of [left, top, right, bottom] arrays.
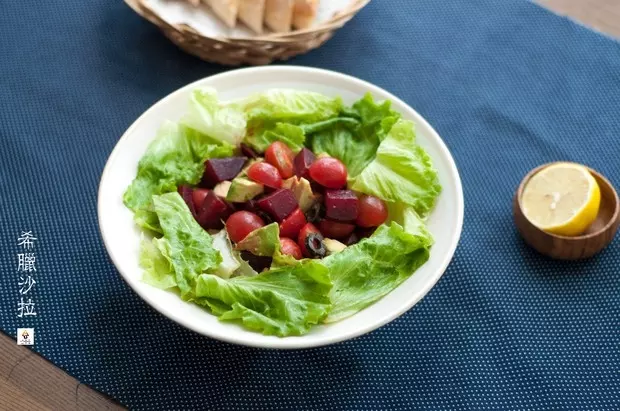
[[192, 188, 210, 209], [318, 219, 355, 239], [265, 142, 295, 179], [279, 237, 303, 260], [309, 157, 347, 189], [356, 195, 389, 227], [298, 222, 321, 258], [247, 162, 283, 189], [225, 211, 265, 243], [279, 208, 307, 239]]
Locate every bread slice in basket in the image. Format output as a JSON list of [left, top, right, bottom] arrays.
[[238, 0, 266, 33], [265, 0, 295, 32], [185, 0, 321, 33], [206, 0, 238, 28], [293, 0, 318, 29]]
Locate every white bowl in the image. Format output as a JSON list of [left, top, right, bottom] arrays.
[[98, 66, 464, 349]]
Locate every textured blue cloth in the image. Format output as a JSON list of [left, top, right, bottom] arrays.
[[1, 0, 619, 409]]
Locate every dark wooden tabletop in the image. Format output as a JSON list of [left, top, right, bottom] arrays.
[[2, 1, 618, 409]]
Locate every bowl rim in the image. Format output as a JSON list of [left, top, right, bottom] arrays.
[[97, 66, 464, 349], [516, 161, 620, 241]]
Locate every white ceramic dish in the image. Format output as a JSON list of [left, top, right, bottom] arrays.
[[98, 66, 464, 349]]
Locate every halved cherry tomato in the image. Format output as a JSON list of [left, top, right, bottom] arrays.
[[318, 219, 355, 239], [279, 208, 307, 239], [192, 188, 210, 209], [309, 157, 347, 189], [247, 162, 283, 189], [265, 142, 295, 179], [298, 222, 321, 258], [356, 195, 388, 227], [279, 237, 303, 260], [225, 211, 265, 243]]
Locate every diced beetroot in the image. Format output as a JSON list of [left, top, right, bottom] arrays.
[[201, 157, 247, 188], [243, 199, 259, 212], [293, 148, 316, 179], [325, 190, 359, 222], [242, 200, 273, 224], [279, 208, 307, 239], [196, 191, 234, 230], [257, 189, 298, 222], [177, 185, 196, 216], [240, 144, 259, 159]]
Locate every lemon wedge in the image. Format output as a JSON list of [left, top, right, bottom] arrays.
[[521, 163, 601, 236]]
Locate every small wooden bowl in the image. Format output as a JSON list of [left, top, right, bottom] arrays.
[[514, 162, 620, 260]]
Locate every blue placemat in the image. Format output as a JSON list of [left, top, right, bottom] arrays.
[[1, 0, 619, 409]]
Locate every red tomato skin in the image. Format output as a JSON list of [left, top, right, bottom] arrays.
[[225, 211, 265, 243], [279, 208, 307, 239], [279, 237, 303, 260], [247, 162, 283, 189], [356, 195, 389, 227], [265, 142, 295, 179], [308, 158, 348, 189], [318, 219, 356, 239], [192, 188, 210, 210]]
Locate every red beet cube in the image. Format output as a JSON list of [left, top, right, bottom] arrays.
[[177, 185, 196, 217], [201, 157, 247, 188], [240, 144, 259, 159], [325, 190, 359, 222], [242, 200, 273, 225], [293, 148, 315, 179], [196, 191, 234, 229], [257, 189, 298, 222]]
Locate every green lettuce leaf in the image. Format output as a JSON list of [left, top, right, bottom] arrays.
[[123, 121, 235, 232], [241, 89, 343, 123], [307, 93, 400, 177], [244, 122, 306, 153], [140, 237, 177, 290], [350, 120, 441, 216], [152, 192, 222, 297], [195, 260, 332, 336], [181, 87, 247, 146], [323, 220, 433, 323]]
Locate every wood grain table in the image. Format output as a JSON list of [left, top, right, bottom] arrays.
[[2, 1, 618, 409]]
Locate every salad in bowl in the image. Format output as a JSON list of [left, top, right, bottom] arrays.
[[122, 86, 442, 338]]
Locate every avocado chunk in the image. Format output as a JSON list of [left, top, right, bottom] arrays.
[[227, 177, 264, 202], [282, 176, 318, 212], [323, 238, 347, 255], [213, 181, 232, 198], [235, 223, 279, 257]]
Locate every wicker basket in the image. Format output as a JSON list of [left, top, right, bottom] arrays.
[[124, 0, 370, 66]]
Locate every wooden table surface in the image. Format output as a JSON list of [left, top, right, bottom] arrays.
[[2, 1, 618, 409]]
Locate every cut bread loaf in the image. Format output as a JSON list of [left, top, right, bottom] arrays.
[[238, 0, 266, 33], [264, 0, 295, 33], [293, 0, 318, 29], [185, 0, 320, 34], [206, 0, 239, 28]]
